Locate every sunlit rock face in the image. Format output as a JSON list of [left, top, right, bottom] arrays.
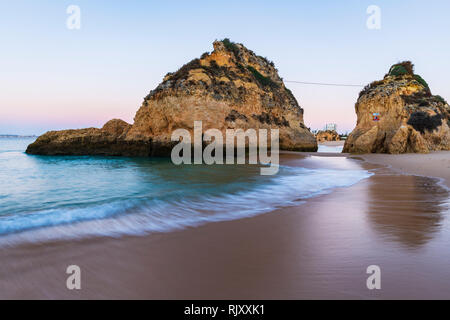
[[316, 130, 340, 142], [343, 61, 450, 154], [27, 39, 317, 156]]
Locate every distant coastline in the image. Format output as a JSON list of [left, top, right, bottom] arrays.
[[0, 134, 37, 138]]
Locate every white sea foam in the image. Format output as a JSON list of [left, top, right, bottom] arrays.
[[0, 167, 373, 246]]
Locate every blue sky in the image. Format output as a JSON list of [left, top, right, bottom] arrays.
[[1, 0, 449, 134]]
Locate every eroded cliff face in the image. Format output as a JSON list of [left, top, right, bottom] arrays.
[[343, 62, 450, 154], [27, 39, 317, 156]]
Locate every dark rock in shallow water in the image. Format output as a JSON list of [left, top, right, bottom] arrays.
[[26, 119, 178, 157]]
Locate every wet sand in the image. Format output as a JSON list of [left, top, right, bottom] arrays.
[[0, 153, 449, 299], [359, 152, 450, 188]]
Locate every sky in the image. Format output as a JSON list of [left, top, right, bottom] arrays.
[[1, 0, 450, 135]]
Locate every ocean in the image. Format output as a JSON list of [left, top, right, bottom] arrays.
[[0, 137, 372, 244]]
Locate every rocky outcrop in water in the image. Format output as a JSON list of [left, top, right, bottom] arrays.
[[27, 39, 317, 156], [26, 119, 151, 156], [316, 130, 340, 142], [343, 61, 450, 154]]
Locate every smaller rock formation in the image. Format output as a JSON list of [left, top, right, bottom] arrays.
[[316, 130, 340, 142], [343, 61, 450, 153], [26, 119, 149, 156]]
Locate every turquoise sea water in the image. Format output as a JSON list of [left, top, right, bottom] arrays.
[[0, 137, 372, 243]]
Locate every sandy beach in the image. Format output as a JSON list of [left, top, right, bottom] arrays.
[[0, 150, 449, 300]]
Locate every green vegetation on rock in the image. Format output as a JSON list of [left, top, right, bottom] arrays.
[[247, 66, 279, 88], [222, 38, 240, 57], [389, 65, 409, 76], [407, 111, 442, 134], [435, 95, 447, 104], [414, 74, 429, 88], [388, 61, 414, 76]]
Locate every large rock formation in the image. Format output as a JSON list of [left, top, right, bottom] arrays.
[[27, 39, 317, 156], [316, 130, 340, 142], [343, 61, 450, 154]]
